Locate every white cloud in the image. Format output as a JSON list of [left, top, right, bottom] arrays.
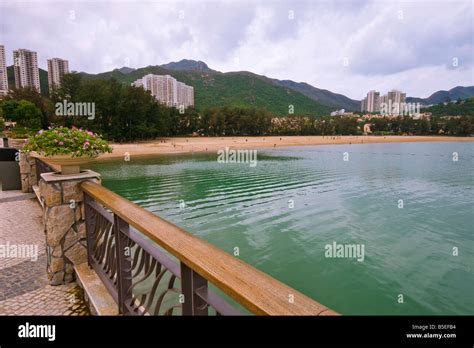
[[0, 0, 472, 99]]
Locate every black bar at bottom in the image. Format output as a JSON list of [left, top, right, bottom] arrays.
[[0, 316, 472, 346]]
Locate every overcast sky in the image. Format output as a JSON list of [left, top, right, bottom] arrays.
[[1, 0, 472, 99]]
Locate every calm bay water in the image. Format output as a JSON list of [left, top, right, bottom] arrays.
[[88, 142, 474, 315]]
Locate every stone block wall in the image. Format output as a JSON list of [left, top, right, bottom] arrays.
[[39, 171, 101, 285]]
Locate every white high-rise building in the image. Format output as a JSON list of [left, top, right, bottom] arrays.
[[163, 75, 178, 107], [379, 90, 407, 115], [361, 90, 380, 112], [362, 89, 407, 114], [185, 85, 194, 108], [177, 81, 186, 107], [176, 81, 194, 108], [47, 58, 69, 93], [367, 90, 380, 112], [132, 74, 176, 107], [387, 90, 406, 105], [13, 49, 40, 92], [132, 74, 194, 108], [0, 45, 8, 97]]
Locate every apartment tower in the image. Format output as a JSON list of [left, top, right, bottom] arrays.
[[0, 45, 8, 97], [47, 58, 69, 93], [177, 81, 194, 108], [132, 74, 194, 108], [387, 90, 406, 105], [361, 90, 380, 112], [13, 49, 40, 92]]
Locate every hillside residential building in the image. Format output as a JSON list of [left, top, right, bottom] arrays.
[[47, 58, 69, 93], [362, 89, 407, 114], [177, 81, 194, 108], [13, 49, 40, 92], [132, 74, 194, 108], [0, 45, 8, 97], [361, 90, 380, 112], [386, 90, 406, 106]]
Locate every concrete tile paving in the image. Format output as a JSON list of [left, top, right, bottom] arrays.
[[0, 190, 89, 315]]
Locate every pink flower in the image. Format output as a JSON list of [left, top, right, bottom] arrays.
[[54, 139, 58, 143], [83, 141, 90, 148], [38, 130, 43, 134], [59, 141, 64, 145]]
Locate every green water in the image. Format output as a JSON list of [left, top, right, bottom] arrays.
[[88, 142, 474, 315]]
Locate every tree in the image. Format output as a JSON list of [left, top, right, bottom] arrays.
[[0, 100, 20, 120], [417, 119, 431, 135], [0, 114, 4, 133], [456, 116, 472, 136], [55, 73, 83, 102], [1, 100, 42, 129], [334, 117, 358, 135], [6, 87, 53, 128]]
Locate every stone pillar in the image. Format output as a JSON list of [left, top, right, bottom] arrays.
[[39, 170, 101, 285], [19, 153, 37, 193], [19, 153, 31, 193]]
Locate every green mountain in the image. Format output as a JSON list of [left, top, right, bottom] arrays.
[[157, 60, 360, 111], [7, 66, 49, 96], [426, 97, 474, 116], [6, 61, 342, 114], [156, 60, 360, 110], [79, 64, 332, 116], [115, 66, 136, 74], [7, 59, 473, 115], [160, 59, 215, 73], [148, 60, 474, 111], [407, 86, 474, 105], [270, 79, 361, 111]]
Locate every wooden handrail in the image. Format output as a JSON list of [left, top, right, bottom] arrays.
[[81, 181, 338, 316]]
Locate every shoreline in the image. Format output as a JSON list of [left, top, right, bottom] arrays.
[[97, 135, 474, 160]]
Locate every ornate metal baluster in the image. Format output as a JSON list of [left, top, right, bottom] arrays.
[[83, 191, 241, 316], [114, 214, 132, 315], [84, 194, 95, 267]]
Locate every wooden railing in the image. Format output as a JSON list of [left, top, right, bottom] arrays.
[[81, 181, 338, 316]]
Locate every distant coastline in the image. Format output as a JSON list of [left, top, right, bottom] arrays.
[[96, 135, 474, 160]]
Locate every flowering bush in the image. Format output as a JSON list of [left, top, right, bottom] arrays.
[[23, 126, 112, 158]]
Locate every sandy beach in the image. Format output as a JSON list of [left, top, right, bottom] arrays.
[[97, 135, 474, 160]]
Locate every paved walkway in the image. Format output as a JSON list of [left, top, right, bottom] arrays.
[[0, 190, 89, 315]]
